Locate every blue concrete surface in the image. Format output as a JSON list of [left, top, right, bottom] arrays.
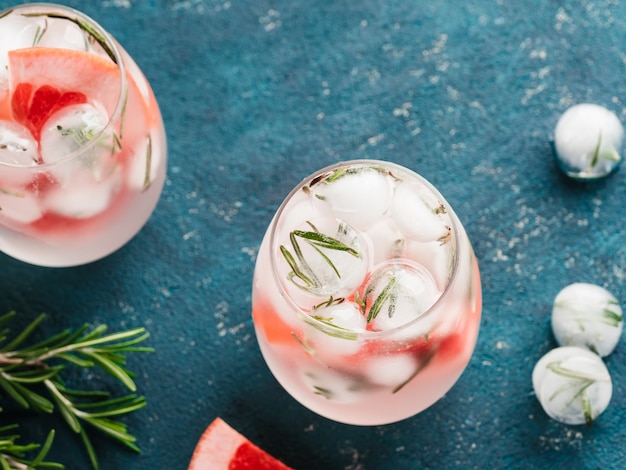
[[1, 0, 626, 469]]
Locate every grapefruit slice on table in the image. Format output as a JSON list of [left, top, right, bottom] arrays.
[[188, 418, 293, 470], [8, 47, 122, 142]]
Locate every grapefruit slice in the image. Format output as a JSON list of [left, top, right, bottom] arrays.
[[188, 418, 293, 470], [8, 47, 122, 141]]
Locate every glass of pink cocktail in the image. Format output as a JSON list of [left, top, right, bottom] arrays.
[[252, 160, 481, 425], [0, 3, 166, 266]]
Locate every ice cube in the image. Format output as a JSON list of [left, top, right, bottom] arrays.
[[363, 353, 419, 387], [363, 261, 441, 332], [301, 367, 368, 403], [36, 17, 89, 51], [276, 218, 369, 305], [305, 301, 366, 357], [551, 283, 623, 357], [40, 103, 116, 184], [311, 166, 393, 230], [365, 218, 406, 265], [389, 181, 450, 242], [0, 121, 39, 188], [0, 188, 42, 224], [533, 346, 612, 426], [42, 167, 121, 219], [127, 133, 164, 191], [407, 239, 454, 291], [0, 13, 45, 89]]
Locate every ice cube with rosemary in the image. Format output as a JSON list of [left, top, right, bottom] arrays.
[[532, 346, 612, 426], [551, 283, 623, 357], [252, 160, 482, 425], [0, 5, 166, 267]]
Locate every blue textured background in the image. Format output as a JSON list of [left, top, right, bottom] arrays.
[[1, 0, 626, 469]]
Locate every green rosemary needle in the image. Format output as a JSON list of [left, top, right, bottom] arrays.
[[0, 311, 152, 470]]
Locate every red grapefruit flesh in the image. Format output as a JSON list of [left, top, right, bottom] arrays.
[[188, 418, 293, 470]]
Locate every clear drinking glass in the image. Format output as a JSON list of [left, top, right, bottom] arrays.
[[252, 160, 482, 425], [0, 3, 166, 267]]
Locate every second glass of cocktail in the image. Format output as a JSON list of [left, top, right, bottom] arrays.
[[252, 160, 482, 425], [0, 3, 166, 267]]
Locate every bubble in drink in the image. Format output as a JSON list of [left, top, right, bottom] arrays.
[[362, 261, 441, 332], [389, 181, 450, 243], [311, 166, 393, 230], [277, 218, 369, 305], [0, 121, 38, 166]]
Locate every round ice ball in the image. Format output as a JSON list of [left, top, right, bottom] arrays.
[[532, 346, 612, 426], [551, 283, 623, 357], [554, 103, 623, 180]]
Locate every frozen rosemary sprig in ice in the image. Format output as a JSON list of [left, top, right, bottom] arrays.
[[0, 311, 152, 470], [280, 221, 361, 293]]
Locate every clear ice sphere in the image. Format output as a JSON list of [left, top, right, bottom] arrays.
[[389, 181, 450, 242], [277, 217, 369, 306], [0, 189, 42, 224], [554, 104, 624, 180], [363, 261, 441, 332], [43, 167, 121, 219], [551, 283, 623, 357], [311, 166, 393, 230], [533, 347, 612, 425]]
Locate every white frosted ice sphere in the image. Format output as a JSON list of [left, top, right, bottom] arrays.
[[551, 283, 623, 357], [43, 168, 120, 219], [554, 103, 623, 180], [389, 181, 450, 242], [407, 239, 454, 291], [363, 354, 418, 387], [532, 346, 612, 426], [0, 121, 38, 166], [363, 261, 441, 332], [277, 218, 369, 303], [311, 166, 393, 230]]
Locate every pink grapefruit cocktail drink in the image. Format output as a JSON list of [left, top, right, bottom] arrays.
[[252, 160, 481, 425], [0, 3, 166, 266]]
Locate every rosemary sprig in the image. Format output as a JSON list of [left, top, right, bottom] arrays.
[[0, 311, 152, 470], [0, 426, 61, 470]]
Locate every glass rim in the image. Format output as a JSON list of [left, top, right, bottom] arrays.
[[268, 158, 463, 339], [0, 2, 128, 169]]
